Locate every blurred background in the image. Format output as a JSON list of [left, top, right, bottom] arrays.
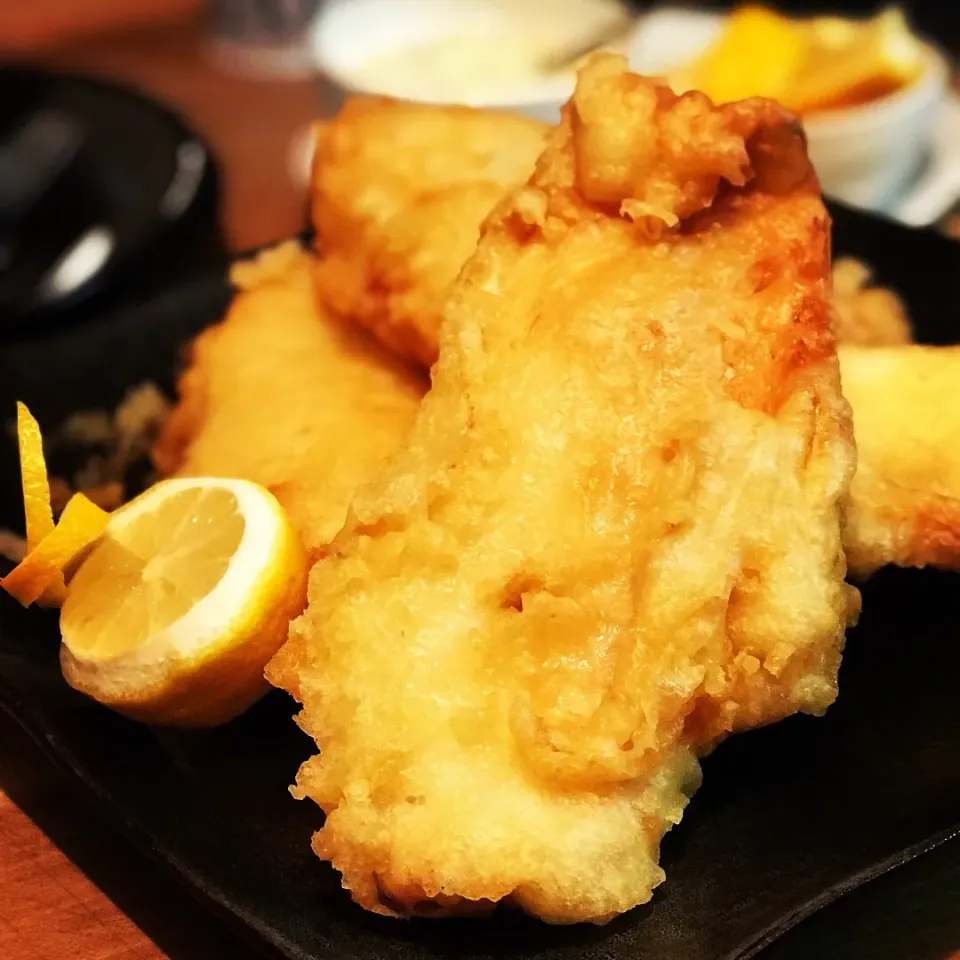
[[0, 0, 957, 332]]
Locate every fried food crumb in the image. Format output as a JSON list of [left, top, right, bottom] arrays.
[[38, 382, 173, 516], [833, 257, 912, 346], [229, 239, 306, 292]]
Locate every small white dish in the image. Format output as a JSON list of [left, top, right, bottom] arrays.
[[803, 46, 949, 215], [628, 8, 951, 219], [893, 91, 960, 226], [310, 0, 632, 123]]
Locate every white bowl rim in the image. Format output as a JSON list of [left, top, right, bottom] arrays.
[[803, 42, 949, 136], [310, 0, 628, 109], [311, 4, 949, 123]]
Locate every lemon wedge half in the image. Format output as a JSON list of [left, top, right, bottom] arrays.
[[59, 477, 308, 727]]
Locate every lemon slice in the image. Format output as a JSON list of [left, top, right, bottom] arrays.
[[59, 477, 308, 727]]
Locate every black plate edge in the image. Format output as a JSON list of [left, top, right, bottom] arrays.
[[730, 824, 960, 960]]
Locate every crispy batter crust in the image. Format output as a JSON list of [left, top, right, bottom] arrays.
[[310, 100, 546, 366], [152, 244, 424, 560], [269, 57, 855, 923], [310, 97, 940, 581], [832, 257, 913, 347], [840, 345, 960, 576]]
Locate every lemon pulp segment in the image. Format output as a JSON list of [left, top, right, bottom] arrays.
[[62, 487, 244, 659]]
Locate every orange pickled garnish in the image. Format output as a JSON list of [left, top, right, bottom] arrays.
[[16, 401, 55, 550], [676, 5, 924, 115], [1, 402, 110, 608], [11, 401, 66, 604], [679, 6, 809, 107], [0, 493, 109, 607]]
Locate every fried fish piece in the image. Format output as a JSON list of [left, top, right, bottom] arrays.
[[840, 344, 960, 576], [312, 102, 912, 365], [153, 243, 424, 560], [269, 56, 856, 923], [310, 98, 547, 367], [832, 257, 913, 346], [310, 101, 945, 578]]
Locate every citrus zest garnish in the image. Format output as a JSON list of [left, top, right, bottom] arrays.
[[0, 493, 110, 607], [7, 401, 68, 605], [16, 401, 55, 550]]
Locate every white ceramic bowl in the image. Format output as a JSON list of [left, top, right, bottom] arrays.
[[628, 8, 950, 213], [310, 2, 950, 213], [310, 0, 630, 123], [801, 47, 949, 211]]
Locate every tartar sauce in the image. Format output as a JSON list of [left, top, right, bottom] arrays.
[[348, 32, 569, 104]]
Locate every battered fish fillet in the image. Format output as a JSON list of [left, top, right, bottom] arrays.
[[840, 345, 960, 576], [268, 56, 856, 923], [311, 102, 948, 577], [152, 243, 424, 560], [311, 104, 910, 366], [310, 98, 547, 366], [832, 257, 912, 346]]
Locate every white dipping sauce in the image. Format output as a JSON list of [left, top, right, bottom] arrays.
[[349, 32, 569, 103], [331, 0, 631, 106]]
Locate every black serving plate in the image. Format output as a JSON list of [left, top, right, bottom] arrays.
[[0, 206, 958, 960]]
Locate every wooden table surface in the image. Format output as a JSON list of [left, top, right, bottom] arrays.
[[0, 9, 324, 959], [31, 8, 325, 254]]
